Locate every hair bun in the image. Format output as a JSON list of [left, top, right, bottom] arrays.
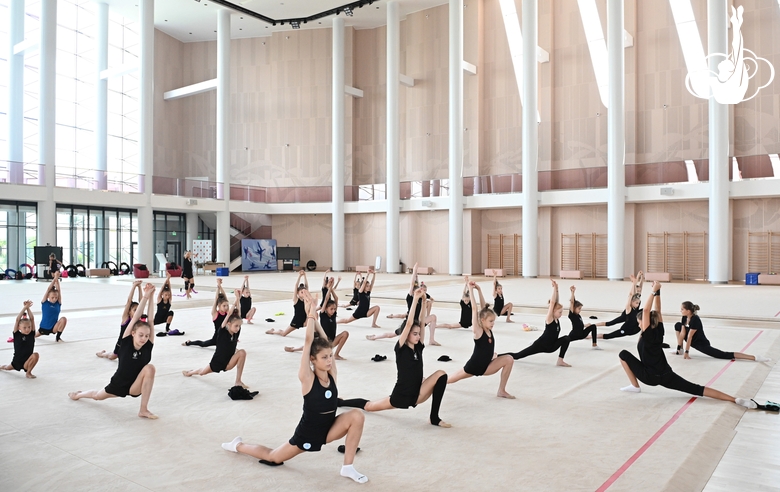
[[693, 304, 700, 312]]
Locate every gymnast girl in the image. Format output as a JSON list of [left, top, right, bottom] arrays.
[[183, 291, 247, 388], [367, 281, 437, 344], [68, 283, 159, 419], [1, 301, 40, 378], [340, 289, 451, 427], [617, 282, 757, 409], [286, 277, 351, 360], [338, 269, 380, 328], [339, 272, 362, 309], [36, 272, 67, 342], [386, 263, 422, 319], [596, 273, 644, 340], [97, 280, 141, 359], [182, 250, 196, 299], [503, 280, 571, 367], [673, 301, 770, 362], [154, 273, 179, 337], [239, 276, 257, 324], [318, 270, 340, 310], [567, 285, 600, 349], [491, 270, 514, 323], [183, 278, 229, 347], [221, 291, 368, 483], [437, 276, 474, 329], [266, 270, 309, 337], [446, 282, 515, 398]]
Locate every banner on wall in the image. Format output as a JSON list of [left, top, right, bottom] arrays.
[[241, 239, 277, 271], [192, 240, 213, 263]]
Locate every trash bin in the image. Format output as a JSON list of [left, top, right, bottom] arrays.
[[745, 272, 759, 285]]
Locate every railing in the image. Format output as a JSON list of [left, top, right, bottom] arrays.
[[55, 167, 143, 193], [0, 160, 44, 185], [152, 176, 220, 199]]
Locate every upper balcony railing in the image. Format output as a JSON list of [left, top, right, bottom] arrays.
[[56, 167, 143, 193], [0, 161, 44, 185]]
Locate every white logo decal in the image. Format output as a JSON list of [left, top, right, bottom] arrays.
[[685, 6, 774, 104]]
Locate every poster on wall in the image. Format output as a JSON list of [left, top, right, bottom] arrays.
[[241, 239, 277, 271], [192, 240, 213, 263]]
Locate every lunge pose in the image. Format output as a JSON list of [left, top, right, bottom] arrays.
[[447, 282, 516, 398], [183, 291, 247, 387], [154, 274, 178, 337], [503, 280, 571, 367], [239, 276, 257, 324], [673, 302, 770, 362], [340, 289, 451, 427], [97, 280, 141, 359], [386, 263, 422, 319], [1, 301, 40, 378], [437, 276, 474, 329], [567, 286, 600, 349], [68, 283, 159, 419], [318, 270, 341, 311], [617, 282, 757, 410], [287, 277, 350, 360], [339, 273, 362, 309], [266, 271, 309, 337], [492, 271, 514, 323], [597, 273, 644, 340], [338, 269, 380, 327], [184, 278, 229, 347], [368, 281, 437, 345], [221, 292, 368, 484], [36, 272, 67, 342], [182, 250, 196, 299]]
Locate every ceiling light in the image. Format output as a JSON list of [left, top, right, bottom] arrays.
[[344, 7, 353, 16], [291, 20, 300, 29]]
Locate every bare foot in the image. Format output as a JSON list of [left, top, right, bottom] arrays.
[[56, 338, 64, 343], [68, 391, 81, 400], [26, 373, 37, 379], [366, 335, 376, 340], [138, 410, 158, 419], [386, 314, 393, 319], [433, 420, 452, 428], [182, 341, 190, 346], [335, 355, 346, 361], [497, 391, 516, 399], [556, 359, 571, 367], [237, 381, 248, 389], [371, 324, 381, 328], [506, 319, 515, 323], [429, 340, 441, 346], [284, 346, 295, 352], [265, 329, 276, 335], [182, 370, 192, 377]]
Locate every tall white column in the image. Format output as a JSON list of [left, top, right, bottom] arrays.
[[332, 17, 346, 271], [386, 1, 400, 274], [216, 9, 231, 265], [137, 0, 154, 266], [7, 0, 24, 184], [607, 0, 625, 280], [37, 0, 57, 246], [448, 0, 464, 275], [708, 0, 729, 283], [186, 212, 199, 251], [521, 0, 538, 278], [95, 1, 108, 190]]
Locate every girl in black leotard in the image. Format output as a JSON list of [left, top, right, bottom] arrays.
[[368, 280, 438, 344], [447, 282, 516, 399], [567, 285, 600, 349], [183, 292, 248, 388], [617, 282, 757, 410], [597, 272, 644, 340], [504, 280, 572, 367], [69, 283, 159, 419], [673, 301, 769, 362], [267, 271, 309, 337], [238, 276, 257, 324], [221, 291, 368, 484], [438, 276, 474, 330], [182, 250, 196, 299], [97, 280, 142, 360], [286, 277, 351, 360], [338, 269, 381, 327], [339, 273, 362, 309], [491, 270, 514, 323], [340, 289, 451, 427], [154, 273, 178, 337], [184, 278, 229, 347], [1, 301, 40, 378]]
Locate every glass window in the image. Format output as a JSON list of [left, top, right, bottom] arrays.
[[57, 205, 135, 268], [0, 201, 37, 272]]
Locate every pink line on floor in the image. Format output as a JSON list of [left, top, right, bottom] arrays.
[[595, 330, 764, 492], [775, 310, 780, 317]]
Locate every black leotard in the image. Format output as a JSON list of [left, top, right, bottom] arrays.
[[676, 315, 734, 360], [463, 329, 494, 376], [459, 300, 472, 328], [349, 287, 359, 305], [320, 310, 337, 342], [603, 307, 641, 339], [505, 319, 570, 360], [113, 318, 131, 355], [104, 337, 153, 397], [567, 311, 597, 342], [186, 311, 225, 347], [209, 327, 240, 373], [11, 330, 35, 371], [493, 294, 504, 316], [239, 296, 252, 319], [290, 299, 306, 328], [289, 373, 338, 452], [182, 257, 193, 278], [390, 341, 424, 408], [353, 291, 371, 319], [154, 300, 172, 325]]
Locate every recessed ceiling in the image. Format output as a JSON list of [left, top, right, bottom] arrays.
[[104, 0, 448, 43]]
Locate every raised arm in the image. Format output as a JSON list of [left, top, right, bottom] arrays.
[[332, 275, 341, 291], [212, 279, 223, 318], [399, 289, 424, 346], [358, 273, 370, 293], [322, 270, 330, 288], [492, 270, 499, 297], [145, 285, 156, 328], [461, 276, 470, 301], [545, 280, 558, 324], [41, 275, 57, 304], [469, 282, 480, 334], [14, 302, 32, 333], [409, 262, 419, 295], [569, 285, 576, 312], [223, 298, 238, 328], [369, 271, 377, 291], [624, 275, 637, 312], [326, 281, 339, 305], [125, 283, 154, 338], [123, 280, 142, 320], [25, 301, 35, 332], [158, 273, 171, 303], [292, 271, 304, 302], [640, 282, 660, 331], [243, 275, 250, 294], [300, 271, 309, 290], [474, 283, 486, 307], [635, 271, 645, 296], [652, 282, 662, 322], [297, 292, 319, 386]]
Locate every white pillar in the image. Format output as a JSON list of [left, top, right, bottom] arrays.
[[7, 0, 24, 184], [37, 0, 57, 246], [216, 9, 231, 265], [607, 0, 625, 280], [708, 0, 728, 283], [386, 1, 400, 274], [137, 0, 154, 266], [521, 0, 538, 278], [448, 0, 464, 276], [332, 17, 346, 272], [186, 212, 199, 251], [95, 1, 108, 190]]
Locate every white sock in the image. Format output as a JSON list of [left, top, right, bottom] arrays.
[[620, 385, 641, 393], [221, 436, 242, 453], [340, 464, 368, 484], [735, 398, 757, 409], [755, 355, 771, 363]]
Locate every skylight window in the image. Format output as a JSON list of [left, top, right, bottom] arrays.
[[577, 0, 609, 107]]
